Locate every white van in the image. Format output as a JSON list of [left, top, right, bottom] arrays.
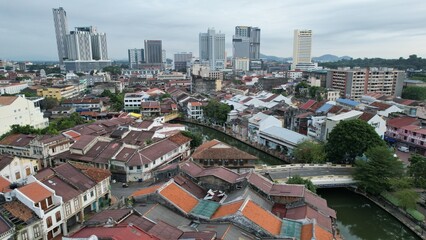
[[397, 146, 409, 153]]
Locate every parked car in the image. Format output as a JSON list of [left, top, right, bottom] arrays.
[[397, 146, 409, 153]]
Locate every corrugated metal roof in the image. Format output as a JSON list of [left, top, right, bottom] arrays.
[[191, 200, 220, 218]]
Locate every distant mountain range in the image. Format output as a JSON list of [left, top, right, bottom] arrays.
[[259, 53, 352, 63]]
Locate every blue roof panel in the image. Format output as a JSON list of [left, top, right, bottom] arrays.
[[315, 103, 334, 113], [336, 98, 360, 107]]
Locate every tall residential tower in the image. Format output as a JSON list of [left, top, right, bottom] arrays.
[[144, 40, 162, 64], [233, 26, 260, 59], [292, 29, 313, 70], [199, 28, 225, 70], [52, 7, 69, 63]]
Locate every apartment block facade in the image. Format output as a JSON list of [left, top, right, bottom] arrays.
[[326, 68, 404, 101]]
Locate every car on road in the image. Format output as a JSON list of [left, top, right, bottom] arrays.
[[397, 146, 409, 153]]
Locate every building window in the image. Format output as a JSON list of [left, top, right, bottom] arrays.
[[21, 231, 29, 240], [144, 164, 148, 168], [129, 166, 133, 171], [47, 196, 53, 206], [26, 167, 31, 176], [46, 216, 52, 228], [74, 198, 79, 209], [34, 226, 41, 238], [55, 211, 61, 222], [65, 203, 71, 216], [84, 195, 87, 201], [15, 171, 21, 180], [90, 191, 94, 197], [137, 166, 141, 170]]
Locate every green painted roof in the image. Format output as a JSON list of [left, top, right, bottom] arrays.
[[280, 219, 302, 240], [191, 200, 220, 218]]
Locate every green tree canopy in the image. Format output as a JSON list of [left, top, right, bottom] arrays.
[[203, 100, 232, 124], [286, 175, 316, 193], [402, 86, 426, 101], [181, 131, 203, 148], [408, 154, 426, 189], [394, 189, 419, 210], [353, 146, 404, 194], [325, 119, 385, 164], [100, 89, 124, 111], [293, 140, 326, 164]]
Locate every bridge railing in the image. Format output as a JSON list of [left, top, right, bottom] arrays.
[[257, 163, 354, 170]]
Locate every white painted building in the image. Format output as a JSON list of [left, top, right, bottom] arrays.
[[248, 112, 282, 142], [187, 102, 203, 120], [124, 91, 150, 112], [0, 96, 49, 136], [0, 83, 29, 95], [233, 57, 250, 71], [326, 89, 340, 101], [0, 155, 40, 184], [325, 110, 364, 141], [259, 126, 309, 153]]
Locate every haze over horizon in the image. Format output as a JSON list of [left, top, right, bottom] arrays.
[[1, 0, 426, 61]]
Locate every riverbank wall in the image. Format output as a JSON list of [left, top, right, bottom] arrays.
[[176, 118, 288, 164]]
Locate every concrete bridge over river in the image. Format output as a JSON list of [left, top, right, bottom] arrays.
[[255, 163, 356, 188]]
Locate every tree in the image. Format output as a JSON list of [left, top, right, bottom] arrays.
[[295, 81, 309, 97], [402, 86, 426, 101], [325, 119, 385, 164], [40, 97, 59, 110], [408, 154, 426, 188], [293, 140, 326, 163], [103, 66, 122, 75], [203, 100, 231, 124], [353, 146, 404, 194], [394, 189, 419, 210], [286, 175, 316, 193], [181, 131, 203, 148]]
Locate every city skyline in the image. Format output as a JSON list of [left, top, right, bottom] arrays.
[[1, 0, 426, 61]]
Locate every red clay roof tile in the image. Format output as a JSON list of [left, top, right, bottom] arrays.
[[18, 182, 52, 203], [159, 182, 198, 213], [241, 200, 282, 235]]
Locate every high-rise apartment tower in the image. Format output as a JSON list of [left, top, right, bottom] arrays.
[[199, 28, 225, 70], [292, 29, 312, 70], [52, 7, 69, 63]]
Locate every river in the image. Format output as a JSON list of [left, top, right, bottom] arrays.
[[182, 122, 421, 240]]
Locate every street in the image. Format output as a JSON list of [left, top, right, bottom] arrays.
[[266, 167, 354, 181], [110, 180, 154, 199]]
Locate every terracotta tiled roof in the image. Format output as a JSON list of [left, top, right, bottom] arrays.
[[18, 182, 52, 203], [211, 200, 243, 219], [196, 167, 242, 184], [3, 200, 36, 222], [0, 134, 35, 147], [0, 155, 14, 172], [192, 140, 257, 160], [189, 102, 202, 107], [168, 132, 191, 145], [87, 209, 132, 224], [304, 190, 336, 218], [131, 184, 161, 197], [387, 116, 419, 128], [70, 135, 97, 150], [71, 163, 112, 183], [0, 176, 11, 193], [314, 224, 334, 240], [71, 224, 159, 240], [0, 96, 18, 106], [401, 125, 426, 135], [62, 130, 81, 141], [285, 205, 332, 232], [42, 176, 81, 203], [53, 163, 97, 191], [299, 100, 316, 110], [358, 112, 375, 122], [179, 161, 204, 177], [173, 175, 207, 199], [147, 221, 183, 240], [301, 223, 313, 240], [241, 200, 282, 235], [370, 101, 392, 111], [327, 105, 343, 114], [159, 182, 199, 213]]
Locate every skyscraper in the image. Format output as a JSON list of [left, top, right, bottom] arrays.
[[174, 52, 192, 71], [128, 49, 144, 68], [292, 29, 313, 70], [233, 26, 260, 60], [144, 40, 162, 64], [65, 26, 109, 61], [52, 7, 69, 63], [199, 28, 225, 70]]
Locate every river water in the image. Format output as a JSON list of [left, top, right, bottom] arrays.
[[183, 122, 421, 240]]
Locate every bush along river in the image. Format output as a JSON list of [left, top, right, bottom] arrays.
[[182, 122, 421, 240]]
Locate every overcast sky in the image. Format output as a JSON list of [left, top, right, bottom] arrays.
[[1, 0, 426, 61]]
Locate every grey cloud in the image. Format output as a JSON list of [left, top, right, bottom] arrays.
[[0, 0, 425, 61]]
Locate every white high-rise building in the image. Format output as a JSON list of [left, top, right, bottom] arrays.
[[162, 50, 167, 63], [292, 29, 313, 70], [91, 32, 108, 60], [52, 7, 69, 63], [199, 28, 225, 70], [128, 49, 144, 68], [233, 26, 260, 60], [66, 31, 93, 61]]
